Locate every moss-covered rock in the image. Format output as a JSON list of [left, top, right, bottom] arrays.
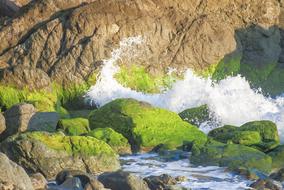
[[0, 132, 120, 179], [88, 128, 131, 154], [191, 140, 272, 174], [239, 121, 280, 151], [56, 118, 90, 136], [89, 98, 207, 152], [179, 105, 211, 126], [268, 145, 284, 170], [208, 121, 280, 152]]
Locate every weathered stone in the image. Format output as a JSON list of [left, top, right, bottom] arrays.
[[0, 153, 34, 190], [98, 171, 150, 190], [144, 174, 179, 190], [30, 173, 47, 190], [0, 113, 5, 135], [1, 103, 35, 140], [191, 140, 272, 174], [249, 179, 282, 190], [28, 112, 60, 133], [0, 132, 120, 180], [0, 0, 283, 95], [270, 168, 284, 182]]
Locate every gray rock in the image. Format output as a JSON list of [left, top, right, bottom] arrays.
[[0, 153, 34, 190], [270, 168, 284, 182], [1, 103, 35, 139], [28, 112, 60, 133], [98, 171, 150, 190], [249, 179, 283, 190]]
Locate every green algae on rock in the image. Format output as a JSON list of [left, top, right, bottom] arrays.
[[0, 132, 120, 179], [56, 117, 90, 136], [191, 140, 272, 174], [89, 98, 207, 152], [88, 128, 132, 154], [208, 121, 280, 152], [268, 145, 284, 170], [179, 105, 211, 126]]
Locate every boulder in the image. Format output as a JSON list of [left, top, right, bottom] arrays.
[[144, 174, 183, 190], [249, 179, 282, 190], [1, 103, 35, 140], [0, 0, 283, 96], [57, 117, 90, 136], [28, 112, 60, 133], [89, 98, 207, 152], [179, 105, 211, 126], [98, 171, 150, 190], [0, 113, 5, 135], [270, 168, 284, 182], [208, 121, 280, 152], [268, 145, 284, 170], [0, 152, 34, 190], [55, 170, 106, 190], [87, 128, 132, 154], [30, 173, 47, 190], [0, 132, 120, 179], [190, 140, 272, 174]]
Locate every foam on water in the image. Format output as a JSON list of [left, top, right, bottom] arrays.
[[85, 36, 284, 141], [120, 153, 252, 190]]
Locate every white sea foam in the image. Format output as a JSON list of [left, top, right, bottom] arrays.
[[85, 37, 284, 141]]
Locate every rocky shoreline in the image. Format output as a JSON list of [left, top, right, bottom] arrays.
[[0, 99, 283, 190], [1, 0, 284, 189]]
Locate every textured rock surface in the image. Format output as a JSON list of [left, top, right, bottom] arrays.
[[1, 103, 35, 140], [191, 140, 272, 173], [0, 113, 5, 135], [98, 171, 150, 190], [0, 132, 120, 179], [0, 153, 34, 190], [208, 121, 280, 152], [0, 0, 284, 95]]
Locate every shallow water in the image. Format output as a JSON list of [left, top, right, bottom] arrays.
[[121, 153, 252, 190]]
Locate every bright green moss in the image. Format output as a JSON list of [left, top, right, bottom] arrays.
[[0, 85, 57, 111], [179, 105, 210, 126], [27, 132, 116, 156], [268, 145, 284, 170], [115, 65, 177, 93], [208, 121, 280, 152], [57, 118, 90, 136], [89, 98, 207, 152], [88, 128, 131, 154], [191, 142, 272, 174]]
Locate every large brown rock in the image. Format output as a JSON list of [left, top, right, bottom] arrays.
[[0, 152, 34, 190], [0, 0, 283, 95]]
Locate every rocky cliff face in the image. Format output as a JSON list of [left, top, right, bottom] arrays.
[[0, 0, 283, 96]]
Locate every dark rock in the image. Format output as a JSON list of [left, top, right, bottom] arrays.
[[270, 168, 284, 182], [144, 174, 180, 190], [0, 152, 34, 190], [208, 121, 280, 152], [249, 179, 282, 190], [269, 145, 284, 170], [98, 171, 150, 190], [191, 140, 272, 174], [179, 105, 211, 126], [28, 112, 60, 133]]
